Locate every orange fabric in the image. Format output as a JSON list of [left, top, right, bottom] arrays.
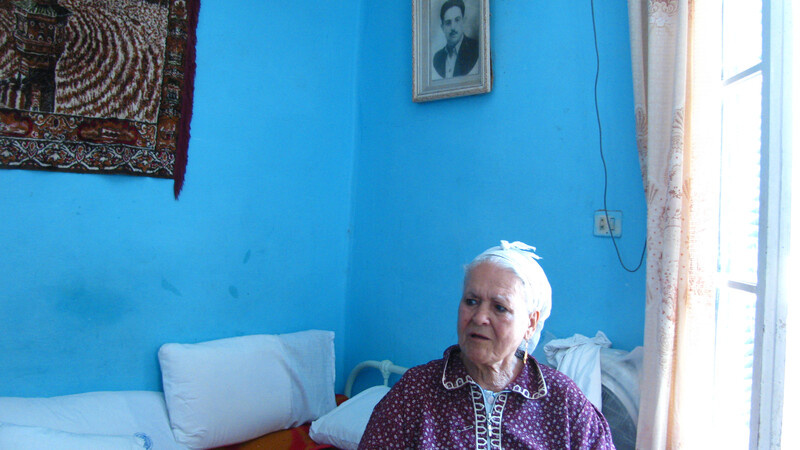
[[224, 423, 329, 450], [215, 395, 349, 450]]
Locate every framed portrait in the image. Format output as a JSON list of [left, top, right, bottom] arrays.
[[413, 0, 491, 102]]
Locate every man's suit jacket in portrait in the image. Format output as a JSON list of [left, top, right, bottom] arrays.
[[433, 35, 479, 79]]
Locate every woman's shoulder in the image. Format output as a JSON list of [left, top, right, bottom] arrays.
[[393, 346, 457, 390], [535, 359, 587, 400], [400, 351, 448, 381], [537, 361, 577, 386], [536, 360, 568, 380]]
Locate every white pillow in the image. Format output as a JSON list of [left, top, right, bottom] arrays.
[[0, 422, 150, 450], [0, 391, 185, 450], [309, 385, 390, 450], [158, 330, 336, 449]]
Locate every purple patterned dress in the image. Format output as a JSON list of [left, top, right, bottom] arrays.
[[359, 346, 616, 449]]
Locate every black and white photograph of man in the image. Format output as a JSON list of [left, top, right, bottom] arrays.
[[431, 0, 480, 80], [413, 0, 489, 102]]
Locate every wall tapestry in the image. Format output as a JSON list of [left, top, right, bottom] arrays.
[[0, 0, 200, 198]]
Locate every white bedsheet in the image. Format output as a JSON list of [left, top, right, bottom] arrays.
[[0, 390, 187, 449], [543, 331, 612, 410]]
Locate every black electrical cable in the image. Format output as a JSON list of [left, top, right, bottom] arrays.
[[590, 0, 647, 273]]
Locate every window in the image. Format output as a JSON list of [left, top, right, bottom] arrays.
[[713, 1, 792, 448], [782, 4, 799, 447], [713, 2, 763, 446]]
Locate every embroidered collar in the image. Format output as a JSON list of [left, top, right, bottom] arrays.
[[440, 345, 548, 400]]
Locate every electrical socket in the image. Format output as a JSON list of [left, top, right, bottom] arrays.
[[594, 210, 622, 237]]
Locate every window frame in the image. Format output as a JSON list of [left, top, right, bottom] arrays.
[[749, 0, 791, 448]]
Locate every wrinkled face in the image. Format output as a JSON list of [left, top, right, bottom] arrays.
[[441, 6, 464, 47], [457, 262, 538, 369]]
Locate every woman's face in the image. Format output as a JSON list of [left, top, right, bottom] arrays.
[[457, 261, 538, 369]]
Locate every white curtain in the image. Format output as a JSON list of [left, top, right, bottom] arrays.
[[627, 1, 720, 448]]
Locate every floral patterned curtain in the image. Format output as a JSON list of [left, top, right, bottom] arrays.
[[627, 1, 721, 448]]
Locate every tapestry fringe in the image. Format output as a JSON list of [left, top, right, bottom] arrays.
[[174, 0, 201, 199]]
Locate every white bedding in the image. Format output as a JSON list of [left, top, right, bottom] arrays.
[[0, 390, 187, 449], [0, 331, 398, 450], [0, 330, 338, 449]]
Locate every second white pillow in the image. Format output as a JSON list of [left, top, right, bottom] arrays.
[[309, 385, 390, 450], [158, 330, 336, 449]]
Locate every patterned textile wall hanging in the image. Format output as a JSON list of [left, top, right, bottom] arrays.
[[0, 0, 200, 198]]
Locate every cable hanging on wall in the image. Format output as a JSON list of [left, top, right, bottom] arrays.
[[590, 0, 647, 273]]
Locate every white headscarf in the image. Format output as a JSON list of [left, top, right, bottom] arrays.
[[467, 240, 552, 352]]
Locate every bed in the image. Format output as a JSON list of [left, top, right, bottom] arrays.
[[0, 330, 408, 450]]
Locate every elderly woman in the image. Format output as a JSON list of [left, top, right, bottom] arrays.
[[359, 241, 615, 449]]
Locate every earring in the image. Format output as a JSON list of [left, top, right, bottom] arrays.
[[523, 339, 530, 365]]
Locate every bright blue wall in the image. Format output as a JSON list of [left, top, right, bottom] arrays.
[[0, 0, 645, 398], [0, 1, 360, 397], [346, 0, 646, 372]]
